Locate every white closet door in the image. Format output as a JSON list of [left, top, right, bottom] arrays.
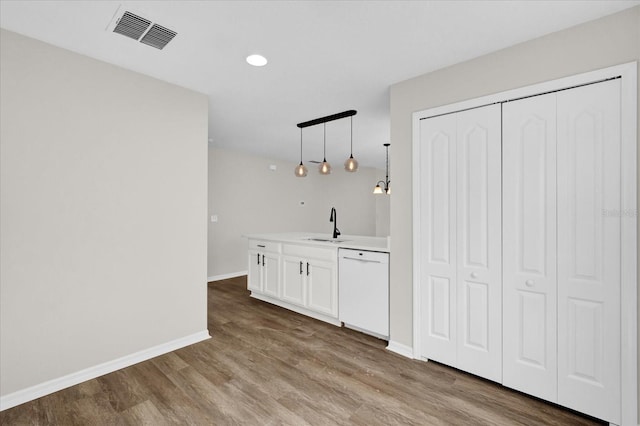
[[455, 105, 502, 382], [418, 113, 457, 365], [557, 80, 621, 424], [502, 94, 558, 401]]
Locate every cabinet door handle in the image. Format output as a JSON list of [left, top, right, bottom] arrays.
[[299, 261, 303, 274], [257, 244, 266, 248], [307, 262, 310, 276], [525, 279, 534, 287], [257, 253, 260, 265], [470, 272, 478, 279], [262, 255, 265, 266]]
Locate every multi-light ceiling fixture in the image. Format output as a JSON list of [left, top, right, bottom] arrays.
[[373, 143, 391, 195], [295, 110, 358, 177]]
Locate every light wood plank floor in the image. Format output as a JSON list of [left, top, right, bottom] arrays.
[[1, 276, 603, 425]]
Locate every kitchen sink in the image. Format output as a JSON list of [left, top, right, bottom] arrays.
[[306, 238, 346, 243]]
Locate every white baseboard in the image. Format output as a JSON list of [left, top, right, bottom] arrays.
[[0, 330, 210, 411], [386, 340, 414, 359], [207, 271, 247, 282], [343, 322, 388, 341]]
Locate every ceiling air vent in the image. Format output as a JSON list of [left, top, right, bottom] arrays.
[[113, 12, 151, 41], [140, 24, 177, 50], [109, 8, 177, 50]]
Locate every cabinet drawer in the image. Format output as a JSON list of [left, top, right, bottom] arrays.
[[248, 239, 281, 253], [283, 244, 336, 261]]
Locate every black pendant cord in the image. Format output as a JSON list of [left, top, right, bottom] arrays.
[[299, 127, 303, 165], [384, 143, 390, 189], [349, 116, 354, 158], [385, 145, 389, 185], [323, 123, 327, 161]]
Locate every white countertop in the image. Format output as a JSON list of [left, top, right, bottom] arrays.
[[244, 232, 390, 253]]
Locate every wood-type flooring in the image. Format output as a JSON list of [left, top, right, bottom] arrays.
[[1, 276, 603, 425]]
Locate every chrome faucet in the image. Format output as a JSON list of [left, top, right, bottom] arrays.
[[329, 207, 340, 239]]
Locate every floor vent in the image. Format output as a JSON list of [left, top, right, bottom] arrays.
[[110, 10, 177, 50]]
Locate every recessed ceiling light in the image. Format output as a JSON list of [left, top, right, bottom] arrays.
[[246, 54, 267, 67]]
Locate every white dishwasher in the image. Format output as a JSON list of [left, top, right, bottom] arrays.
[[338, 248, 389, 339]]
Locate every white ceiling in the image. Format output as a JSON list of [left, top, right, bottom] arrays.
[[1, 1, 637, 169]]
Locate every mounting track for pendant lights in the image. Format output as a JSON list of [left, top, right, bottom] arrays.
[[294, 110, 358, 177]]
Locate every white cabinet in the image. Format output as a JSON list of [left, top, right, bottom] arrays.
[[247, 240, 281, 298], [417, 104, 502, 383], [306, 259, 336, 316], [281, 244, 338, 318], [281, 256, 305, 306], [248, 250, 262, 292], [248, 239, 339, 325]]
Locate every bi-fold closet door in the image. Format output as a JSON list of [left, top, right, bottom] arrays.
[[418, 78, 622, 424], [418, 104, 502, 383], [502, 80, 621, 424]]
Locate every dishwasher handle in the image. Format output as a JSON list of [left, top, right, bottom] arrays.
[[341, 256, 382, 263]]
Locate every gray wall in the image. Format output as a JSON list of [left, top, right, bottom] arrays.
[[389, 3, 639, 412], [207, 147, 388, 279], [0, 30, 208, 397]]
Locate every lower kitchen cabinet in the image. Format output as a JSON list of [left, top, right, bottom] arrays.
[[247, 240, 281, 298], [282, 255, 336, 316], [281, 256, 305, 306], [306, 259, 335, 316], [248, 239, 339, 325]]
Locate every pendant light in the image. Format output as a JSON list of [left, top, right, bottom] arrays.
[[294, 127, 308, 177], [344, 116, 359, 172], [319, 123, 332, 175], [373, 143, 391, 194], [295, 110, 356, 176]]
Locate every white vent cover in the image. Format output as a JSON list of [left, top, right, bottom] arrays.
[[113, 11, 151, 40], [109, 8, 177, 50], [140, 24, 177, 50]]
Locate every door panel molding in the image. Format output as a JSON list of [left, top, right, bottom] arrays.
[[502, 92, 558, 403], [556, 80, 621, 423]]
